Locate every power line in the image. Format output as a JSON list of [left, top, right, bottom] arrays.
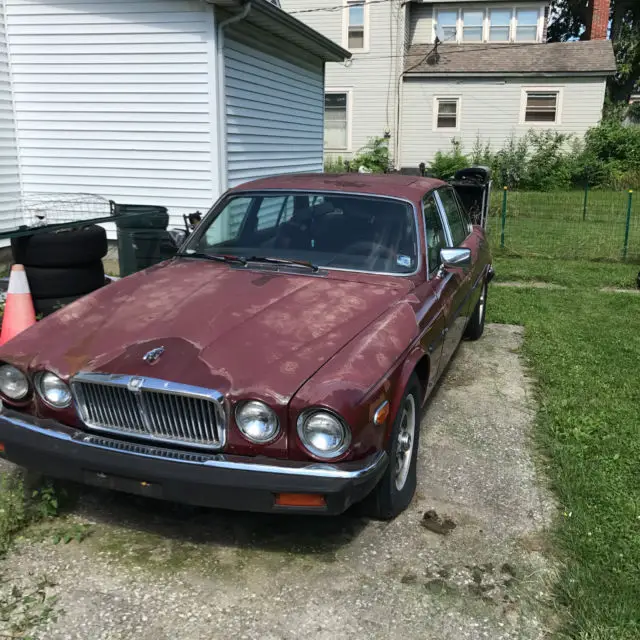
[[289, 0, 397, 15], [349, 41, 556, 64]]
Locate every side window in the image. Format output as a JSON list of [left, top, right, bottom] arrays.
[[437, 188, 469, 246], [423, 194, 447, 273], [453, 190, 473, 230]]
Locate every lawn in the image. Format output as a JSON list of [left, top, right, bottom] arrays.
[[486, 190, 640, 263], [488, 256, 640, 639]]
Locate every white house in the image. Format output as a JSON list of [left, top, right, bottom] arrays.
[[282, 0, 617, 169], [0, 0, 349, 233]]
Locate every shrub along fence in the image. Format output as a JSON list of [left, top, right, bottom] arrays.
[[485, 187, 638, 263]]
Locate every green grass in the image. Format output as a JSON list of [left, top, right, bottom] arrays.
[[486, 190, 640, 262], [493, 255, 639, 289], [487, 259, 640, 639]]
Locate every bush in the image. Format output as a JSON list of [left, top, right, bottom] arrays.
[[521, 130, 573, 191], [324, 155, 346, 173], [351, 136, 391, 173], [425, 121, 640, 190], [428, 139, 469, 179]]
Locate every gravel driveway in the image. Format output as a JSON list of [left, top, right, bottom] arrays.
[[0, 324, 556, 639]]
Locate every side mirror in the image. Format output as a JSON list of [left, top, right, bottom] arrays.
[[440, 248, 471, 271]]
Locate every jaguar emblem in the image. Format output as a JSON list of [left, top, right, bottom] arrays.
[[143, 346, 165, 364]]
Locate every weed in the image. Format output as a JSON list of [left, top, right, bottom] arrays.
[[0, 575, 59, 639], [30, 483, 62, 520], [0, 474, 28, 556]]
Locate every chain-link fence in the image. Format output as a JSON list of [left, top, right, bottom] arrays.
[[485, 187, 639, 263]]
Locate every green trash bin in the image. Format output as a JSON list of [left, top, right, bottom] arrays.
[[113, 204, 172, 277]]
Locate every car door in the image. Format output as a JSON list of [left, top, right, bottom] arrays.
[[414, 192, 453, 392], [434, 186, 475, 370]]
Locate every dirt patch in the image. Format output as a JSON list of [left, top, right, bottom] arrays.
[[599, 287, 640, 294], [0, 324, 556, 639], [494, 281, 566, 290]]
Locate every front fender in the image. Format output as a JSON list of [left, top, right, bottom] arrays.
[[288, 301, 419, 461]]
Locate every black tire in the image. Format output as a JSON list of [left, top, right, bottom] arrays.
[[11, 225, 108, 268], [464, 281, 487, 341], [26, 262, 105, 298], [33, 294, 85, 317], [361, 375, 421, 520]]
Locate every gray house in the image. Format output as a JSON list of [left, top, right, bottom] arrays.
[[0, 0, 348, 233], [283, 0, 616, 168]]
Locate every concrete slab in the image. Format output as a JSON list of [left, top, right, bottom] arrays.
[[0, 324, 557, 640]]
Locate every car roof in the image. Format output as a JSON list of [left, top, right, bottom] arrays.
[[229, 173, 446, 203]]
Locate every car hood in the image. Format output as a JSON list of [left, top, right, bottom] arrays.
[[8, 260, 412, 404]]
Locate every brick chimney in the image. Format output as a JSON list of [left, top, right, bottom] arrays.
[[586, 0, 610, 40]]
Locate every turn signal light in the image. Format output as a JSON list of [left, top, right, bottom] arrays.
[[373, 400, 390, 426], [275, 493, 326, 507]]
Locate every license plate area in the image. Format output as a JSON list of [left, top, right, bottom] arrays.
[[82, 469, 163, 499]]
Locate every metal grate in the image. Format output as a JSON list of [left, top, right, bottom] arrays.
[[72, 374, 225, 450]]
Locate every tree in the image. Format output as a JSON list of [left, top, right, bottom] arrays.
[[547, 0, 640, 105]]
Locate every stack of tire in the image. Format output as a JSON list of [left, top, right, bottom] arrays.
[[11, 225, 108, 316]]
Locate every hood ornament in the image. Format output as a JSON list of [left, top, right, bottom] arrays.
[[143, 346, 165, 364]]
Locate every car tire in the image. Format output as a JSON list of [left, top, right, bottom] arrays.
[[464, 280, 487, 341], [11, 225, 108, 268], [33, 294, 84, 317], [26, 262, 105, 299], [361, 375, 421, 520]]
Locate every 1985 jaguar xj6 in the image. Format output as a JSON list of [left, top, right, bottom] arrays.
[[0, 173, 492, 519]]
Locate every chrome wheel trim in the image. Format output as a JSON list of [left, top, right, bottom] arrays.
[[395, 393, 416, 491]]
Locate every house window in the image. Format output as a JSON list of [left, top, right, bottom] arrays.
[[489, 8, 511, 41], [524, 91, 558, 123], [462, 10, 483, 42], [324, 92, 349, 149], [435, 98, 459, 130], [347, 1, 365, 49], [435, 9, 457, 42], [515, 8, 539, 41]]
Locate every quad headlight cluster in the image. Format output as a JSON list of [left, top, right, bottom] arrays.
[[235, 400, 351, 460], [0, 364, 72, 408]]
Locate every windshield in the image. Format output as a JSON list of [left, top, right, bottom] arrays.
[[186, 191, 419, 275]]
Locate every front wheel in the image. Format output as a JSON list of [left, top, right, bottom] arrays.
[[465, 280, 488, 341], [361, 376, 421, 520]]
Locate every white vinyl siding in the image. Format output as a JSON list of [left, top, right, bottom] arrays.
[[400, 76, 606, 166], [5, 0, 218, 228], [0, 0, 20, 236], [408, 4, 432, 45], [223, 34, 324, 187], [283, 0, 407, 162]]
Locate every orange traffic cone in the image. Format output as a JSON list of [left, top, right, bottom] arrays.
[[0, 265, 36, 346]]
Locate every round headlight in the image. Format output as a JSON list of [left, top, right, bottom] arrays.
[[37, 372, 72, 408], [235, 401, 280, 443], [297, 410, 351, 459], [0, 364, 29, 401]]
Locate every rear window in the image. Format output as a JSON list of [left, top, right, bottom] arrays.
[[188, 192, 419, 275]]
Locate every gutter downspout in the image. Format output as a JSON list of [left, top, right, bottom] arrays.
[[216, 2, 252, 193]]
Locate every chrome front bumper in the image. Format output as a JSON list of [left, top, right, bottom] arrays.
[[0, 406, 388, 514]]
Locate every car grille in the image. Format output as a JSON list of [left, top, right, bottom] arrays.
[[71, 373, 225, 450]]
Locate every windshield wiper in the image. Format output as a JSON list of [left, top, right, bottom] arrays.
[[247, 256, 319, 272], [176, 251, 247, 265]]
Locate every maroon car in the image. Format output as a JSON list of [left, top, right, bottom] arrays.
[[0, 174, 492, 519]]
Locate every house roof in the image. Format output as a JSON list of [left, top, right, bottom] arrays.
[[404, 40, 616, 77], [208, 0, 351, 63]]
